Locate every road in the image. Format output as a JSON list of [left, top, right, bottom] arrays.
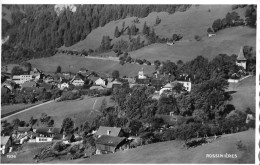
[[1, 100, 54, 120]]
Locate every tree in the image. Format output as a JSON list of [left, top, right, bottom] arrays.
[[22, 62, 32, 73], [112, 70, 120, 79], [212, 19, 223, 32], [11, 66, 24, 75], [142, 21, 149, 35], [40, 113, 50, 124], [207, 27, 213, 33], [12, 118, 20, 130], [121, 21, 125, 34], [129, 120, 143, 136], [82, 121, 91, 134], [56, 65, 62, 73], [154, 60, 161, 70], [114, 26, 120, 38], [194, 35, 202, 41], [62, 118, 74, 134], [155, 16, 161, 25]]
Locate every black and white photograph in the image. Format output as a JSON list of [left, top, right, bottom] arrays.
[[0, 1, 257, 164]]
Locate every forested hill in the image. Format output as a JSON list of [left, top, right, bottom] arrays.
[[1, 4, 191, 64]]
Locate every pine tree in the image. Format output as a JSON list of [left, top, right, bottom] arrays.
[[114, 26, 120, 38], [121, 21, 125, 34]]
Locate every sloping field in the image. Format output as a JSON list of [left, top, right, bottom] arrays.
[[228, 76, 256, 112], [52, 130, 254, 164], [129, 26, 256, 63], [3, 96, 112, 128], [63, 5, 247, 52], [29, 54, 155, 77]]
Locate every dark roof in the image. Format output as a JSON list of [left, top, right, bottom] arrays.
[[135, 78, 150, 85], [96, 135, 126, 147], [237, 47, 247, 61], [96, 126, 122, 137], [35, 127, 61, 134], [39, 83, 53, 90], [21, 81, 37, 88], [17, 127, 32, 132]]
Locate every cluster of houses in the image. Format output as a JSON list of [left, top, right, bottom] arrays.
[[0, 125, 133, 155]]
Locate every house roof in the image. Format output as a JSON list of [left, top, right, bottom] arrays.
[[35, 127, 61, 134], [1, 136, 11, 145], [237, 47, 247, 61], [96, 135, 126, 147], [21, 81, 37, 88], [18, 127, 32, 132], [135, 78, 150, 85], [95, 126, 122, 137], [163, 83, 174, 88], [90, 85, 106, 90]]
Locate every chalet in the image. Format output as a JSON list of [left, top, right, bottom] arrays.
[[95, 126, 123, 138], [96, 135, 127, 154], [236, 47, 247, 70], [1, 136, 12, 154], [44, 75, 54, 83], [95, 78, 107, 86], [70, 75, 85, 86], [34, 127, 62, 142], [246, 114, 255, 124], [159, 83, 174, 96], [58, 79, 70, 90]]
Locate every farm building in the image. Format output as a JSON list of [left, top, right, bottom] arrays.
[[96, 135, 127, 154], [34, 127, 62, 142]]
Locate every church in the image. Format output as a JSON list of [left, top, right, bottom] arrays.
[[236, 47, 247, 70]]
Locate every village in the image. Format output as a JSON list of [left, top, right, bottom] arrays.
[[0, 46, 256, 162]]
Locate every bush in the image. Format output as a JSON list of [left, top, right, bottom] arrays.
[[53, 141, 67, 152], [194, 35, 202, 41], [236, 140, 247, 151]]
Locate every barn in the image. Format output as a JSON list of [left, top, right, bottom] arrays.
[[96, 135, 126, 154]]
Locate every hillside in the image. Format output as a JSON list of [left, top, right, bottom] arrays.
[[228, 76, 256, 112], [3, 96, 112, 128], [129, 26, 256, 63], [63, 5, 249, 52], [51, 130, 255, 164], [29, 54, 155, 77]]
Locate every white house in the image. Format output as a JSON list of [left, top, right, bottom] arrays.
[[34, 127, 62, 143], [236, 47, 247, 70], [1, 136, 12, 154], [138, 68, 147, 79], [177, 80, 191, 92], [95, 78, 107, 86], [58, 82, 69, 90]]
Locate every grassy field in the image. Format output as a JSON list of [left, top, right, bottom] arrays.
[[29, 54, 155, 77], [1, 102, 43, 118], [3, 96, 113, 128], [50, 130, 254, 164], [228, 76, 255, 113], [62, 5, 248, 52], [129, 26, 256, 63]]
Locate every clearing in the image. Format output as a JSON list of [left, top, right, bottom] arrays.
[[29, 54, 155, 77]]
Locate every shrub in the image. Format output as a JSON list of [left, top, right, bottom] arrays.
[[194, 35, 202, 41], [53, 141, 67, 152], [236, 140, 247, 151]]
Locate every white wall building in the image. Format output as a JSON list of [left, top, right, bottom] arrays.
[[12, 75, 33, 85], [138, 68, 147, 79]]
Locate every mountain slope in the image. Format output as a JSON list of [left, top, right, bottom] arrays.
[[64, 5, 248, 52]]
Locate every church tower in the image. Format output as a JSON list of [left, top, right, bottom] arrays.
[[236, 47, 247, 70]]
